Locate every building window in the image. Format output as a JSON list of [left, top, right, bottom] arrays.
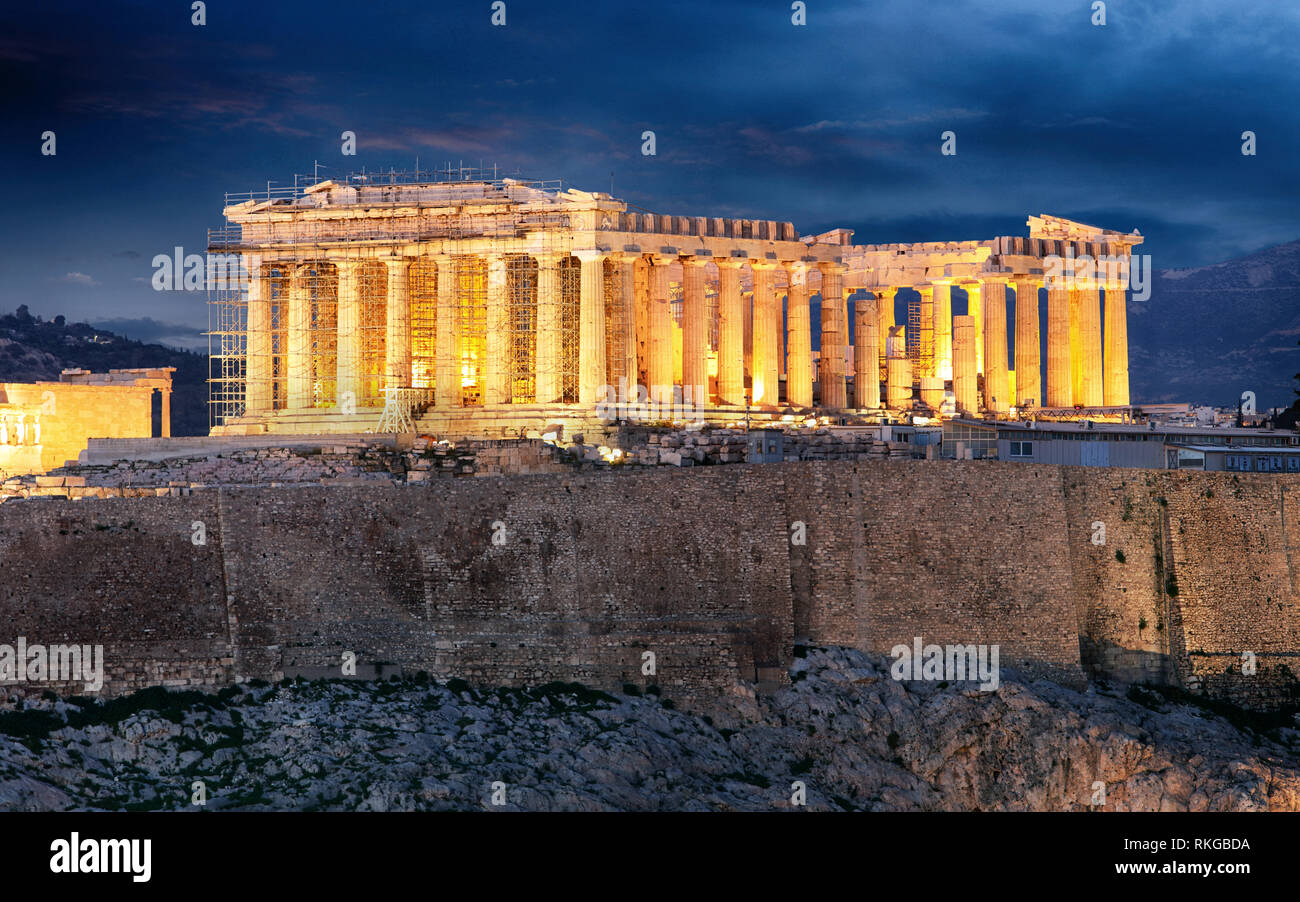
[[1009, 440, 1033, 458]]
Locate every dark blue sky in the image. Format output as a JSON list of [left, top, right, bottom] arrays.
[[2, 0, 1297, 349]]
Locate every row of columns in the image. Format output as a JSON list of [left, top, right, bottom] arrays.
[[245, 252, 1129, 418], [867, 275, 1128, 414], [245, 252, 854, 415]]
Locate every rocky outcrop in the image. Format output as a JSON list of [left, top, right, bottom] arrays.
[[0, 646, 1294, 811]]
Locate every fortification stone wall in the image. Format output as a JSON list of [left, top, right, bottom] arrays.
[[0, 461, 1296, 710]]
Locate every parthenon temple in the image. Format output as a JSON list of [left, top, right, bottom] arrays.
[[207, 172, 1142, 436]]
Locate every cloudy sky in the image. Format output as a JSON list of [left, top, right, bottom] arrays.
[[1, 0, 1297, 350]]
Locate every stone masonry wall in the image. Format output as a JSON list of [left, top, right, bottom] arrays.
[[0, 461, 1295, 709]]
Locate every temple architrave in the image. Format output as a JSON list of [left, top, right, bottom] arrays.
[[207, 173, 1141, 437]]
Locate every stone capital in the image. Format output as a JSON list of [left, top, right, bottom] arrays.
[[786, 261, 815, 286], [679, 255, 710, 269], [605, 251, 640, 267], [571, 248, 608, 264], [713, 256, 748, 270], [750, 259, 781, 271]]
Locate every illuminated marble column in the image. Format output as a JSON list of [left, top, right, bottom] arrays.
[[962, 282, 984, 375], [287, 262, 312, 409], [785, 262, 813, 408], [932, 279, 954, 381], [613, 253, 638, 397], [335, 259, 362, 410], [981, 278, 1009, 415], [1013, 278, 1041, 409], [715, 258, 745, 406], [680, 255, 709, 406], [648, 254, 676, 405], [534, 252, 562, 404], [574, 249, 608, 406], [818, 262, 847, 408], [383, 257, 411, 391], [853, 291, 879, 409], [434, 254, 459, 409], [1045, 275, 1072, 408], [1077, 281, 1104, 407], [874, 287, 896, 382], [885, 325, 911, 410], [750, 260, 780, 406], [244, 254, 271, 413], [952, 314, 977, 416], [1069, 286, 1083, 404], [485, 255, 509, 406], [1103, 278, 1130, 406]]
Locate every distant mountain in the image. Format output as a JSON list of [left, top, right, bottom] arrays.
[[1131, 240, 1300, 409], [0, 307, 208, 436]]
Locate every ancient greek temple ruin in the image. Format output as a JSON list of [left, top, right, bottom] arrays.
[[207, 171, 1142, 436]]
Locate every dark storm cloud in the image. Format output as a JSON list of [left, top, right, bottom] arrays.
[[0, 0, 1298, 331]]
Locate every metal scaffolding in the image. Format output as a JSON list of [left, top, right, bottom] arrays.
[[558, 256, 580, 404], [507, 254, 538, 404], [409, 259, 438, 394]]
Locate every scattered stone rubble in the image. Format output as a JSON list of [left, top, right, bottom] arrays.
[[566, 426, 920, 469], [0, 646, 1295, 811], [0, 428, 919, 502], [0, 438, 486, 502]]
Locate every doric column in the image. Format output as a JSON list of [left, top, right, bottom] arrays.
[[1069, 286, 1083, 404], [534, 252, 563, 404], [932, 279, 954, 381], [1045, 274, 1072, 408], [853, 290, 879, 409], [885, 325, 911, 410], [160, 389, 172, 438], [750, 260, 780, 406], [244, 254, 271, 414], [1103, 278, 1130, 406], [715, 258, 746, 405], [1077, 281, 1104, 407], [613, 253, 638, 398], [383, 257, 411, 392], [874, 288, 896, 382], [962, 282, 984, 375], [680, 255, 709, 406], [485, 255, 509, 406], [335, 260, 363, 410], [981, 278, 1009, 415], [1013, 278, 1041, 409], [818, 262, 847, 408], [287, 262, 312, 409], [785, 262, 813, 408], [952, 314, 977, 416], [648, 254, 675, 404], [574, 249, 608, 406], [434, 254, 459, 409]]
